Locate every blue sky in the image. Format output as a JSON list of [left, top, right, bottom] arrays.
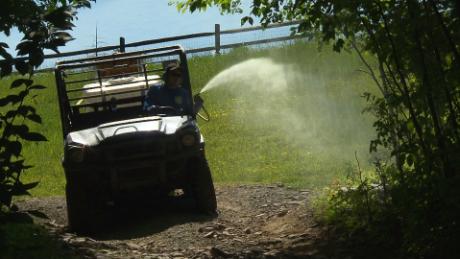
[[1, 0, 252, 54]]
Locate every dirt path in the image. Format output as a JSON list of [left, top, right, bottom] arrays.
[[18, 185, 341, 258]]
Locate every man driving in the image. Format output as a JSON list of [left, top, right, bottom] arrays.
[[143, 62, 190, 112]]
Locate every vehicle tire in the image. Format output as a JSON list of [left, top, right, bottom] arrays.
[[66, 182, 101, 234], [189, 158, 217, 215]]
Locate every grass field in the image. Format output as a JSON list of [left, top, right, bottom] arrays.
[[1, 41, 378, 197]]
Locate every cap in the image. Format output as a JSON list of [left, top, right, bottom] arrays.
[[162, 62, 181, 81], [165, 62, 180, 72]]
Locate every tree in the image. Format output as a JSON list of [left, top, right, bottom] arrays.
[[174, 0, 460, 257], [0, 0, 93, 215]]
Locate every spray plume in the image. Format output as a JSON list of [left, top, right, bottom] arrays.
[[201, 57, 375, 163]]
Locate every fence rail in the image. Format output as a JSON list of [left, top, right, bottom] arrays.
[[10, 20, 303, 70]]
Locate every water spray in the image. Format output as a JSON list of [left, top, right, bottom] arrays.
[[191, 57, 375, 161]]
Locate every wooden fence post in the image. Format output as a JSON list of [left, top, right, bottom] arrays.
[[119, 37, 126, 53], [215, 24, 221, 55]]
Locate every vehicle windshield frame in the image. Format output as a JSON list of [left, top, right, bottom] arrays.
[[54, 46, 194, 136]]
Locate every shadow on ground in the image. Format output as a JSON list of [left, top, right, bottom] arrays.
[[85, 196, 215, 240], [0, 212, 93, 259]]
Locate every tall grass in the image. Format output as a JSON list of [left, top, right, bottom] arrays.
[[1, 41, 378, 196]]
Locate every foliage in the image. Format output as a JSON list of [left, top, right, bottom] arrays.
[[171, 0, 243, 15], [0, 0, 93, 216], [176, 0, 460, 257]]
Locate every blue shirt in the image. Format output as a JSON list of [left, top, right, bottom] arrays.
[[143, 84, 191, 113]]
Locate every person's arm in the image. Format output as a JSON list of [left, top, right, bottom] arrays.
[[143, 85, 160, 111], [181, 88, 193, 114], [193, 94, 204, 114]]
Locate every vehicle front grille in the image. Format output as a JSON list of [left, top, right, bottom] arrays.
[[116, 163, 164, 190], [97, 135, 190, 192], [102, 136, 179, 163]]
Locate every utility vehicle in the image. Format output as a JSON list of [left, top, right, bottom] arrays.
[[54, 46, 216, 232]]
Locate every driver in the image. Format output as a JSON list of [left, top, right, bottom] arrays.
[[143, 63, 190, 112]]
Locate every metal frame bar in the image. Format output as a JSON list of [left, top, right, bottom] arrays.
[[68, 87, 149, 102], [56, 47, 183, 70], [65, 68, 162, 86], [57, 45, 183, 65]]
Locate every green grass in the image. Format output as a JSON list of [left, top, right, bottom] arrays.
[[1, 73, 65, 197], [1, 41, 378, 196]]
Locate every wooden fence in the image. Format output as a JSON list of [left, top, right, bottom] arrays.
[[16, 21, 303, 70]]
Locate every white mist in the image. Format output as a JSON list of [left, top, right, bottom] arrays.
[[200, 57, 375, 162]]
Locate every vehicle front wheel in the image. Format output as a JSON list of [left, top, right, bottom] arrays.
[[188, 158, 217, 215], [66, 181, 104, 234]]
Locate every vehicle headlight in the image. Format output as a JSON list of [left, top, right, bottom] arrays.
[[67, 146, 85, 163], [181, 134, 196, 147]]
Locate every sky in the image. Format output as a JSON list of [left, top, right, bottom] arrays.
[[1, 0, 253, 54]]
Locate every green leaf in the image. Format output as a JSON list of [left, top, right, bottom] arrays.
[[8, 160, 33, 171], [7, 141, 22, 157], [11, 79, 34, 89], [18, 89, 30, 99], [52, 31, 73, 42], [0, 61, 12, 77], [10, 125, 30, 139], [5, 105, 37, 119], [26, 114, 42, 124], [4, 110, 18, 119], [22, 132, 48, 142], [0, 95, 21, 107], [16, 40, 35, 56], [11, 184, 31, 196], [44, 7, 75, 29], [29, 51, 45, 67], [15, 60, 29, 75], [0, 45, 13, 60], [241, 16, 254, 26], [22, 182, 40, 190], [73, 0, 92, 9], [29, 85, 46, 90]]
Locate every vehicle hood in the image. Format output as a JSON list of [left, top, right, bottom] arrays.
[[65, 116, 195, 146]]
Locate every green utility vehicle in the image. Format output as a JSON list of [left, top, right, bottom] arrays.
[[54, 46, 216, 232]]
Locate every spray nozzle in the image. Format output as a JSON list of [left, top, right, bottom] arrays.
[[193, 94, 204, 112], [194, 93, 203, 105], [193, 94, 210, 121]]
